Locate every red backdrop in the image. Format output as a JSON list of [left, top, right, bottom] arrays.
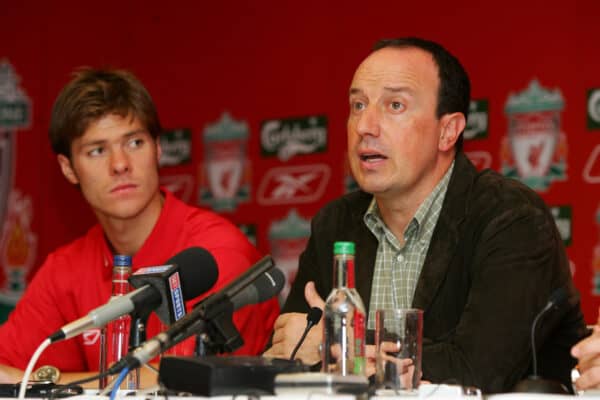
[[1, 0, 599, 322]]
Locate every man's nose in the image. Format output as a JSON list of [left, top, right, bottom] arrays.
[[355, 106, 380, 137], [110, 149, 130, 175]]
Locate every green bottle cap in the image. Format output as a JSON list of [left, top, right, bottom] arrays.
[[334, 241, 355, 255]]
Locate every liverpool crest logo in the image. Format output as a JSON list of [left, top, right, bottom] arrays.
[[0, 60, 31, 229], [198, 112, 251, 212], [501, 79, 567, 191], [268, 209, 310, 304], [1, 190, 37, 304], [0, 61, 34, 320]]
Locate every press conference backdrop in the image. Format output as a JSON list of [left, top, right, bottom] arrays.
[[0, 0, 599, 323]]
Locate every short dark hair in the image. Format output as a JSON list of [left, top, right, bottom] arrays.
[[373, 37, 471, 151], [49, 68, 162, 157]]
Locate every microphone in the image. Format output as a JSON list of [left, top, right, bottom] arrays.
[[512, 287, 569, 394], [205, 255, 277, 307], [128, 247, 218, 324], [48, 247, 219, 343], [172, 257, 281, 352], [110, 262, 284, 372], [229, 266, 286, 310], [290, 307, 323, 360]]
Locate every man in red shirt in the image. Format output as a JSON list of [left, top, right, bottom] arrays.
[[0, 68, 279, 386]]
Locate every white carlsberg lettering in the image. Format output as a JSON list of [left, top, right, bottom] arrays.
[[588, 90, 600, 123], [555, 219, 570, 241], [0, 107, 23, 120], [261, 120, 326, 151], [162, 140, 189, 156], [464, 112, 487, 139]]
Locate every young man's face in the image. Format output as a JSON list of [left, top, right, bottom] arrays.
[[347, 46, 459, 201], [57, 113, 162, 225]]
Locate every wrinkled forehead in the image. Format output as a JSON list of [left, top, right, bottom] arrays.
[[350, 47, 440, 94]]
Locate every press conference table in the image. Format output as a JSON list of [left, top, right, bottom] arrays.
[[22, 393, 600, 399], [7, 388, 600, 400]]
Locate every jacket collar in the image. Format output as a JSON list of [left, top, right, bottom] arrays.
[[345, 152, 477, 313], [412, 151, 477, 310]]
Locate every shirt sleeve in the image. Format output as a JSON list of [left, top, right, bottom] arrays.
[[0, 253, 87, 370]]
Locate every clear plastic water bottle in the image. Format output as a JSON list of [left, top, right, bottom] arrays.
[[322, 241, 366, 376], [99, 255, 136, 389]]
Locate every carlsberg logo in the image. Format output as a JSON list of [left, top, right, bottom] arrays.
[[260, 115, 327, 161]]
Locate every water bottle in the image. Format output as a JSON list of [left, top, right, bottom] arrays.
[[99, 255, 135, 389], [322, 241, 366, 376]]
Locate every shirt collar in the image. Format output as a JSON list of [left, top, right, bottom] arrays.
[[363, 161, 455, 242]]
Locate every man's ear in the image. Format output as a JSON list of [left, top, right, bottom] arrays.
[[57, 154, 79, 185], [156, 140, 162, 163], [439, 112, 466, 151]]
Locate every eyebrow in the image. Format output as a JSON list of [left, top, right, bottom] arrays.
[[349, 86, 414, 96], [383, 86, 414, 94], [79, 129, 148, 148]]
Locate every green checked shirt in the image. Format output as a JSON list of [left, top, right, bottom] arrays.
[[364, 162, 454, 329]]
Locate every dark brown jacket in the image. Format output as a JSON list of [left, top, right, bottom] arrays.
[[281, 151, 587, 393]]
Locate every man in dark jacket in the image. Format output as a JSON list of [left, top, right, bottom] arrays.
[[264, 37, 586, 393]]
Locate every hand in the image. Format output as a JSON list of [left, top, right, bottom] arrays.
[[372, 341, 419, 390], [382, 356, 416, 389], [0, 365, 23, 383], [264, 282, 324, 365], [572, 325, 600, 390], [365, 344, 377, 377]]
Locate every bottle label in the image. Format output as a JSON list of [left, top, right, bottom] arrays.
[[353, 309, 365, 374], [347, 259, 355, 288]]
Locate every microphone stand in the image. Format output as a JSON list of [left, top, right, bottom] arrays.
[[194, 332, 210, 357], [128, 313, 149, 389], [129, 315, 148, 350], [179, 295, 243, 355], [110, 265, 283, 376], [512, 289, 570, 394]]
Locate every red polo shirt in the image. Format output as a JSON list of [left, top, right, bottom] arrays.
[[0, 190, 278, 371]]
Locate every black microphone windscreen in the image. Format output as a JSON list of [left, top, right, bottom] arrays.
[[307, 307, 323, 325], [166, 247, 219, 300], [255, 268, 285, 303], [548, 287, 568, 307], [221, 256, 274, 301], [228, 267, 284, 311]]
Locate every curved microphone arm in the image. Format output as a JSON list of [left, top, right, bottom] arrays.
[[290, 307, 323, 361]]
